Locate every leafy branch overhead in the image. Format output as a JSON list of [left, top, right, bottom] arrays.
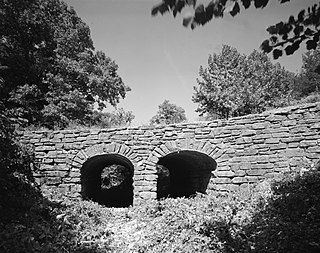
[[152, 0, 320, 59]]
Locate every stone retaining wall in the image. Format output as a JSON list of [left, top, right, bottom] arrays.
[[20, 102, 320, 202]]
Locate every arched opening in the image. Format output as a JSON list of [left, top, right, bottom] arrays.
[[156, 150, 216, 199], [81, 154, 134, 207]]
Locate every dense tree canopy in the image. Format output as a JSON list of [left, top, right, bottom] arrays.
[[0, 0, 130, 129], [193, 45, 295, 119], [152, 0, 320, 59], [150, 100, 187, 125]]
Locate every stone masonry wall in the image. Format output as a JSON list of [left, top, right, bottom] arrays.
[[19, 102, 320, 202]]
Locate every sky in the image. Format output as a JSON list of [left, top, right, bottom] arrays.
[[64, 0, 319, 126]]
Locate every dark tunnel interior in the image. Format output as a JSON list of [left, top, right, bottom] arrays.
[[81, 154, 134, 207], [156, 150, 217, 199]]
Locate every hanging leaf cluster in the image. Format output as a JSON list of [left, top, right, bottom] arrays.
[[261, 3, 320, 59], [152, 0, 320, 59]]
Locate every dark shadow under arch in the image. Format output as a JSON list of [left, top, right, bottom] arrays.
[[81, 154, 134, 207], [157, 150, 217, 199]]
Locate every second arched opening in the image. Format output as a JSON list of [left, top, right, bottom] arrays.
[[156, 150, 217, 199]]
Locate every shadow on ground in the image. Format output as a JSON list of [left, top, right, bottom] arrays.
[[0, 172, 110, 253]]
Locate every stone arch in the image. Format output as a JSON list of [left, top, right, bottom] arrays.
[[71, 143, 141, 169], [71, 143, 141, 206], [147, 139, 223, 166], [147, 140, 221, 199]]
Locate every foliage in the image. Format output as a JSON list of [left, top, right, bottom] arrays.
[[107, 171, 320, 252], [150, 99, 187, 125], [1, 167, 320, 252], [241, 171, 320, 252], [292, 47, 320, 99], [193, 45, 294, 119], [0, 182, 113, 252], [90, 108, 135, 129], [0, 102, 112, 252], [262, 3, 320, 59], [0, 106, 34, 182], [101, 165, 130, 190], [0, 0, 129, 129], [152, 0, 320, 59]]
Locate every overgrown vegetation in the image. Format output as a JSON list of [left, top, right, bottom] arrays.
[[1, 165, 320, 252]]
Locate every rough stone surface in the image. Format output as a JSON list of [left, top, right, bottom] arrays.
[[19, 102, 320, 203]]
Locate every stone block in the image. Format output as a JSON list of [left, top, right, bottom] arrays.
[[253, 138, 265, 144], [265, 138, 279, 144], [264, 172, 283, 180], [63, 177, 80, 183], [232, 177, 248, 184], [45, 177, 61, 185], [272, 132, 289, 138], [281, 136, 303, 143], [76, 136, 87, 141], [212, 184, 238, 192], [45, 171, 68, 177], [300, 140, 317, 148], [144, 174, 157, 181], [133, 175, 145, 181], [244, 148, 258, 155], [266, 115, 287, 122], [311, 123, 320, 129], [269, 143, 287, 150], [69, 171, 81, 178], [251, 163, 274, 169], [35, 145, 53, 151], [64, 137, 77, 143], [252, 123, 269, 129], [211, 177, 232, 184], [282, 120, 296, 127], [139, 192, 157, 199], [234, 170, 246, 177], [288, 142, 300, 148], [217, 154, 230, 163], [274, 161, 289, 168], [214, 170, 235, 178], [47, 151, 58, 158], [246, 169, 266, 176], [43, 158, 54, 164], [282, 148, 305, 157], [246, 176, 259, 183], [242, 129, 256, 136]]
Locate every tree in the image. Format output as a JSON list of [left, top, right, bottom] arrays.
[[152, 0, 320, 59], [193, 45, 295, 119], [0, 0, 130, 129], [90, 108, 135, 128], [293, 47, 320, 97], [150, 100, 187, 125]]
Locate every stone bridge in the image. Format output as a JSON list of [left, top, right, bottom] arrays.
[[20, 102, 320, 206]]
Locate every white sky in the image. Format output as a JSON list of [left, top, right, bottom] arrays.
[[64, 0, 318, 125]]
